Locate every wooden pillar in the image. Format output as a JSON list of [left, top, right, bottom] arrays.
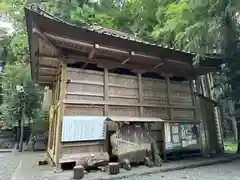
[[47, 106, 53, 152], [189, 80, 198, 121], [55, 61, 67, 169], [52, 75, 60, 155], [196, 77, 209, 155], [164, 76, 173, 161], [207, 73, 224, 153], [165, 76, 173, 121], [138, 73, 143, 116], [103, 68, 109, 152], [104, 68, 109, 116]]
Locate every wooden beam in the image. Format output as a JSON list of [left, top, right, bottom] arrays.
[[44, 32, 168, 62], [38, 76, 56, 82], [88, 44, 99, 59], [44, 32, 92, 49], [37, 82, 53, 86], [37, 54, 196, 78], [167, 59, 191, 66], [96, 59, 149, 71], [81, 44, 100, 69], [39, 67, 58, 75], [32, 28, 61, 55], [63, 99, 195, 110], [153, 62, 164, 69], [38, 56, 60, 68], [67, 54, 194, 77], [38, 64, 59, 69], [121, 51, 135, 64], [38, 73, 57, 77]]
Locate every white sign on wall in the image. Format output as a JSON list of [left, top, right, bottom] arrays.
[[61, 116, 107, 142]]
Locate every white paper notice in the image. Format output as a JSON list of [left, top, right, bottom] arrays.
[[172, 134, 180, 143], [165, 142, 173, 150], [61, 116, 107, 142], [172, 126, 179, 134], [164, 123, 171, 143], [182, 140, 188, 147], [191, 139, 197, 145]]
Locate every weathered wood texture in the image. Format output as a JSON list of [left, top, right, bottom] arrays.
[[47, 63, 66, 166], [63, 68, 196, 155], [198, 96, 218, 154], [42, 87, 53, 110], [73, 165, 85, 179], [55, 63, 68, 169], [65, 68, 194, 122], [110, 124, 153, 163], [60, 141, 107, 164], [58, 68, 197, 164]]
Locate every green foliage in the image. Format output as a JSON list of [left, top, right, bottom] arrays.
[[0, 62, 43, 125], [46, 0, 159, 39], [0, 0, 43, 125], [1, 0, 240, 125]]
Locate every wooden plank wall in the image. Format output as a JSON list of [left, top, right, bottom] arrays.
[[65, 68, 195, 121], [64, 68, 196, 149], [66, 68, 104, 116], [108, 73, 139, 116]]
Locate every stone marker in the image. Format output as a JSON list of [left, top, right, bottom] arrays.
[[73, 165, 85, 179], [108, 162, 120, 175]]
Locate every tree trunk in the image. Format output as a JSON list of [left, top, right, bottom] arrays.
[[16, 120, 21, 150], [237, 120, 240, 153]]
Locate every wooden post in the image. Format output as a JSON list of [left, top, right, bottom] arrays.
[[189, 80, 197, 121], [104, 68, 109, 116], [104, 68, 108, 152], [108, 162, 120, 175], [47, 105, 53, 152], [207, 73, 224, 153], [52, 75, 60, 155], [198, 76, 210, 156], [55, 61, 67, 169], [73, 165, 85, 179], [138, 73, 143, 116], [165, 76, 172, 161], [165, 76, 173, 121]]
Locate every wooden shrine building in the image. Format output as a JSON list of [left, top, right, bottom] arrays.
[[25, 6, 224, 168]]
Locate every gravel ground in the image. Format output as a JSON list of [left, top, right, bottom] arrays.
[[1, 151, 240, 180], [124, 160, 240, 180], [0, 151, 21, 180]]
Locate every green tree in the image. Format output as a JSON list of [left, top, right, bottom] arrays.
[[46, 0, 159, 39], [0, 0, 43, 126]]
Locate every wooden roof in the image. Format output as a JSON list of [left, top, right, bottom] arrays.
[[24, 7, 224, 86]]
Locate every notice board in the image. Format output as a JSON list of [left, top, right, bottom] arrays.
[[61, 116, 107, 142]]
